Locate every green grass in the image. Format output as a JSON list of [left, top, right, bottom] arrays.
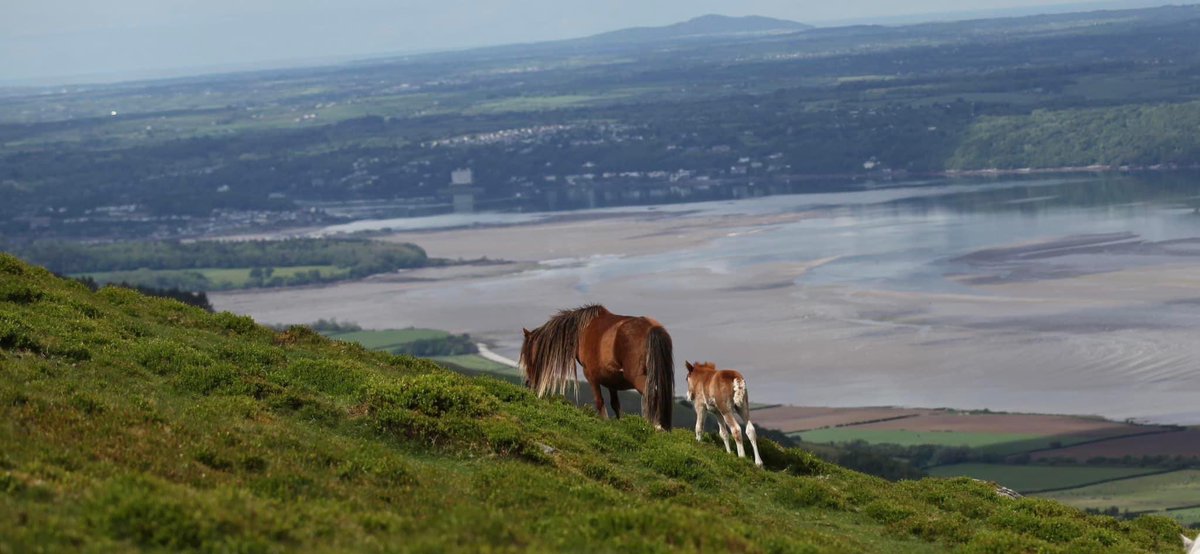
[[1042, 470, 1200, 513], [325, 328, 450, 350], [928, 464, 1163, 493], [0, 253, 1187, 552]]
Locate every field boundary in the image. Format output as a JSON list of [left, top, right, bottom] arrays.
[[782, 413, 926, 435], [1022, 428, 1186, 459], [826, 413, 925, 429], [1115, 503, 1200, 520], [1021, 468, 1183, 494]]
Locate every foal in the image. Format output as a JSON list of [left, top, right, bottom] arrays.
[[1183, 533, 1200, 554], [685, 361, 763, 467]]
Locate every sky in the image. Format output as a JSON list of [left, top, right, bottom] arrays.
[[0, 0, 1182, 84]]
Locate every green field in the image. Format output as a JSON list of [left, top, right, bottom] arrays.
[[431, 354, 517, 374], [26, 238, 428, 291], [1042, 470, 1200, 513], [465, 94, 612, 114], [82, 265, 349, 290], [793, 426, 1200, 523], [794, 428, 1044, 449], [793, 427, 1128, 456], [929, 464, 1163, 493], [202, 266, 348, 287], [1166, 507, 1200, 528], [324, 328, 512, 379], [325, 328, 450, 350]]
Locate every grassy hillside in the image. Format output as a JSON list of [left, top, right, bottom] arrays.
[[0, 253, 1187, 552]]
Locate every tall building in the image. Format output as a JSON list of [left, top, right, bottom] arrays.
[[448, 169, 478, 213], [451, 169, 473, 186]]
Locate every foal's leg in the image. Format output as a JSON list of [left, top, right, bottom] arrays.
[[738, 402, 764, 467], [693, 403, 706, 442], [721, 409, 747, 459], [716, 416, 733, 453], [608, 386, 622, 419]]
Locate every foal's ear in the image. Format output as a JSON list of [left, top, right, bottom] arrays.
[[685, 361, 694, 373], [522, 327, 531, 338]]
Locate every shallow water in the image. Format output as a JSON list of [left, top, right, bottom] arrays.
[[221, 172, 1200, 423], [323, 173, 1200, 291]]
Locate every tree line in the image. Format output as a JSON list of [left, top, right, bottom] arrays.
[[11, 238, 427, 275]]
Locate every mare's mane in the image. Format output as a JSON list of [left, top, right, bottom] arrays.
[[524, 304, 607, 397]]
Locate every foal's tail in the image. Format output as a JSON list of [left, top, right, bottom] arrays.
[[645, 325, 674, 430], [733, 375, 764, 467], [732, 377, 751, 422]]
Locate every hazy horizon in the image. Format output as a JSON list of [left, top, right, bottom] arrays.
[[2, 0, 1191, 86]]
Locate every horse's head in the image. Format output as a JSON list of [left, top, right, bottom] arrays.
[[683, 361, 716, 401], [519, 327, 540, 388]]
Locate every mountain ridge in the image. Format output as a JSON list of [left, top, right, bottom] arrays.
[[580, 14, 813, 44]]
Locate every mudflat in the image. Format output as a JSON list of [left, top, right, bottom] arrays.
[[213, 179, 1200, 424]]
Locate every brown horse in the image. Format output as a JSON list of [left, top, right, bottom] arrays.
[[685, 361, 763, 467], [521, 305, 674, 430]]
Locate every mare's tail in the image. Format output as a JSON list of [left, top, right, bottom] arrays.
[[645, 326, 674, 430]]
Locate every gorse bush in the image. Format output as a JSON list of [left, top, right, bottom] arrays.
[[0, 253, 1187, 552], [72, 276, 214, 311]]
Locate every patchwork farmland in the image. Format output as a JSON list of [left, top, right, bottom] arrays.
[[759, 405, 1200, 526], [1033, 429, 1200, 461]]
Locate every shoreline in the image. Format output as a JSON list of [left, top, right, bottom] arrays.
[[208, 167, 1200, 242], [475, 342, 520, 368], [212, 175, 1200, 425]]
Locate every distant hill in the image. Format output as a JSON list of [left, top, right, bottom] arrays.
[[583, 14, 812, 44]]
